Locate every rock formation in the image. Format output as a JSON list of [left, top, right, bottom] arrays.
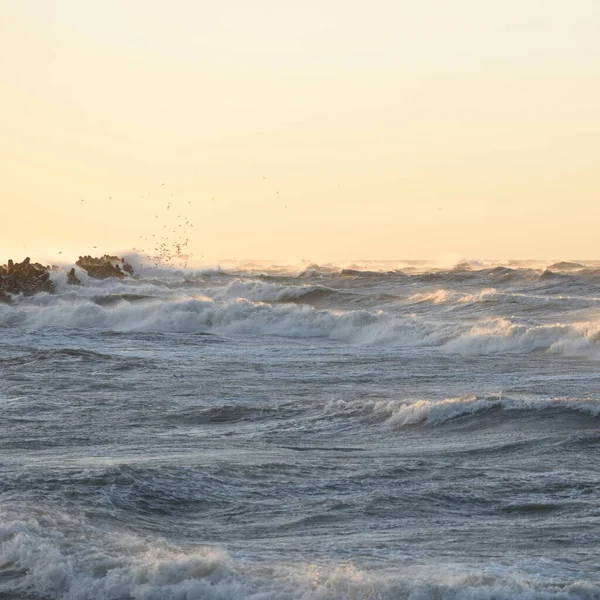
[[1, 253, 136, 303], [75, 255, 135, 279], [0, 257, 55, 302], [67, 268, 81, 285]]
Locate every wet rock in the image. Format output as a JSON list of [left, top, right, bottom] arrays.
[[75, 255, 135, 279], [67, 268, 81, 286], [0, 257, 55, 301]]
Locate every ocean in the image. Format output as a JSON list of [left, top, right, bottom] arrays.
[[1, 258, 599, 599]]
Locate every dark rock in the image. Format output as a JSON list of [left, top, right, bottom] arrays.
[[75, 255, 135, 279], [67, 268, 81, 286], [0, 257, 55, 301]]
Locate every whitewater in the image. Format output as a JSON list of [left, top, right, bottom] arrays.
[[1, 258, 600, 599]]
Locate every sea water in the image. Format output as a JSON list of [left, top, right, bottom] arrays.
[[1, 259, 599, 599]]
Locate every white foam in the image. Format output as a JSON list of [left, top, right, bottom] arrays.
[[1, 511, 597, 599], [320, 394, 600, 428], [0, 291, 453, 346], [382, 394, 600, 427], [4, 287, 600, 358], [445, 317, 600, 356]]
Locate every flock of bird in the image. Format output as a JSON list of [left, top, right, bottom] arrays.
[[77, 176, 295, 269], [136, 191, 196, 269], [79, 183, 196, 269]]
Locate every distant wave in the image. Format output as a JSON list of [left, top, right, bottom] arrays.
[[203, 279, 396, 308], [547, 261, 585, 271], [407, 287, 600, 311], [55, 256, 600, 286], [314, 394, 600, 431], [205, 280, 341, 304], [339, 268, 406, 278], [381, 394, 600, 427]]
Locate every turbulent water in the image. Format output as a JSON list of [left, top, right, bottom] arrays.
[[2, 258, 600, 599]]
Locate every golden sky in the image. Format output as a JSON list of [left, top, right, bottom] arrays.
[[2, 0, 599, 261]]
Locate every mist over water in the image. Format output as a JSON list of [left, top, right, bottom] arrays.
[[1, 258, 600, 599]]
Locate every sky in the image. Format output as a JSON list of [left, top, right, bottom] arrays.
[[1, 0, 599, 262]]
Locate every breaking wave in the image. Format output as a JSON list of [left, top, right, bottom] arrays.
[[1, 510, 597, 600], [381, 394, 600, 427], [3, 289, 600, 357], [314, 394, 600, 431]]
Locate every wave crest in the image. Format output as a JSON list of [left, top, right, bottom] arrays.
[[382, 394, 600, 427]]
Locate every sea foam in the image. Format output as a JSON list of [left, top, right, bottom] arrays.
[[3, 287, 600, 358], [1, 510, 597, 600]]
